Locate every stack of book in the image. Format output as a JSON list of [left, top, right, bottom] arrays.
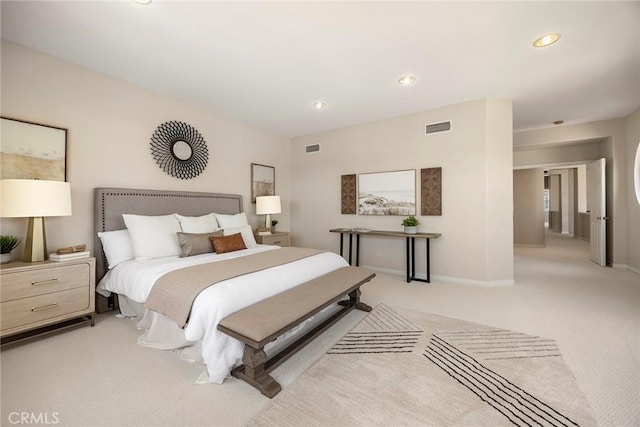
[[49, 244, 90, 262], [256, 227, 272, 236], [49, 251, 90, 262]]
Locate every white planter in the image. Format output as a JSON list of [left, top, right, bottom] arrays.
[[404, 226, 417, 235], [0, 253, 12, 264]]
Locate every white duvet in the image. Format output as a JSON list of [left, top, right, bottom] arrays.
[[96, 245, 349, 383]]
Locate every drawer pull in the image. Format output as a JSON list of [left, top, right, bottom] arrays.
[[31, 303, 58, 312], [31, 278, 58, 286], [272, 241, 281, 244]]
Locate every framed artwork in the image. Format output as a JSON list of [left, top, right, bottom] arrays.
[[358, 169, 416, 215], [1, 117, 67, 181], [251, 163, 275, 203]]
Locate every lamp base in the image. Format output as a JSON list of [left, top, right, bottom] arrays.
[[265, 213, 272, 232], [23, 216, 47, 262]]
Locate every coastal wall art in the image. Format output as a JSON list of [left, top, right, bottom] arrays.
[[251, 163, 275, 203], [421, 167, 442, 216], [0, 117, 67, 181], [341, 174, 357, 214], [358, 169, 416, 216]]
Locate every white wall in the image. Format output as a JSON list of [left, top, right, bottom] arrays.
[[577, 164, 587, 212], [513, 168, 545, 247], [0, 41, 291, 259], [290, 98, 514, 285], [625, 110, 640, 273]]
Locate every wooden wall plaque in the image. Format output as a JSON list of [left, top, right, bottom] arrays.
[[341, 174, 357, 214], [421, 167, 442, 216]]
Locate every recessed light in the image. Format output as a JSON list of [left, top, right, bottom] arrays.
[[398, 74, 416, 86], [132, 0, 152, 4], [533, 33, 561, 48], [312, 101, 327, 110]]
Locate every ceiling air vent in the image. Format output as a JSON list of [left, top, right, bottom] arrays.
[[305, 144, 320, 153], [425, 121, 451, 135]]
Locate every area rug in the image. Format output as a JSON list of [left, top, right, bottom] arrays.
[[249, 304, 596, 426]]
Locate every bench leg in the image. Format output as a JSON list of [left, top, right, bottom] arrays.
[[233, 346, 282, 398], [338, 287, 372, 312]]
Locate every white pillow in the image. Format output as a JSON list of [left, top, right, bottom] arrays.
[[122, 213, 182, 260], [215, 212, 248, 228], [97, 229, 134, 269], [176, 213, 219, 233], [223, 224, 257, 248]]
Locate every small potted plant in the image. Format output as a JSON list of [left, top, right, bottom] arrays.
[[0, 235, 21, 264], [271, 220, 278, 232], [401, 216, 419, 234]]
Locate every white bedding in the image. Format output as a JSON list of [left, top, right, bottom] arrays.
[[96, 245, 349, 383]]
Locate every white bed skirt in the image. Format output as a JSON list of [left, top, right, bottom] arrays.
[[118, 295, 344, 384]]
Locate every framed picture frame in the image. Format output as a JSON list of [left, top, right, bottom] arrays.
[[359, 169, 416, 215], [251, 163, 275, 203], [1, 117, 68, 181]]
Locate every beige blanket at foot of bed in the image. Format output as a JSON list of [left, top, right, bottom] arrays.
[[146, 247, 324, 327]]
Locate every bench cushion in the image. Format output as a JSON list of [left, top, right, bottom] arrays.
[[218, 266, 374, 347]]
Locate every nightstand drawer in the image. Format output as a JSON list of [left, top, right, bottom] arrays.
[[1, 286, 91, 331], [262, 236, 288, 246], [1, 263, 90, 302], [255, 232, 290, 247]]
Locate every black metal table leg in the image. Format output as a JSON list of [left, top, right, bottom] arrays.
[[406, 237, 410, 282], [411, 237, 416, 279], [339, 233, 344, 257], [355, 234, 360, 266], [426, 238, 430, 283]]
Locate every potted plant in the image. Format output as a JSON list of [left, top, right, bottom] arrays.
[[271, 220, 278, 232], [401, 216, 419, 234], [0, 235, 21, 264]]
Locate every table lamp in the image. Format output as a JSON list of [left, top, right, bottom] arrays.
[[0, 179, 72, 262], [256, 195, 281, 232]]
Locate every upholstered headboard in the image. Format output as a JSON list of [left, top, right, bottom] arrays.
[[94, 187, 243, 283]]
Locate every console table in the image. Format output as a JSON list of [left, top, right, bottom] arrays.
[[330, 229, 441, 283]]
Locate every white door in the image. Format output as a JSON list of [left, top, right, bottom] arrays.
[[587, 158, 606, 266]]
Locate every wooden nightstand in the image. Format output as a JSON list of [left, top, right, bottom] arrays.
[[0, 257, 95, 344], [254, 231, 290, 247]]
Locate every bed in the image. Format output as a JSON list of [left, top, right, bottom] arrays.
[[94, 187, 349, 384]]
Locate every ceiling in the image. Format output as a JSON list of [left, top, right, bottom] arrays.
[[1, 1, 638, 138]]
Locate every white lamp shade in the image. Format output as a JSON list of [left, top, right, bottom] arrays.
[[256, 195, 281, 215], [0, 179, 72, 218]]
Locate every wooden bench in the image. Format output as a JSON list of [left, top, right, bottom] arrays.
[[217, 266, 375, 398]]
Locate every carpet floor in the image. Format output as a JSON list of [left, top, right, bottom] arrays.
[[251, 304, 596, 426], [0, 232, 637, 426]]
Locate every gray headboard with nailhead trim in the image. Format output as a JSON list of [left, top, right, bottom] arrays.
[[94, 187, 243, 301]]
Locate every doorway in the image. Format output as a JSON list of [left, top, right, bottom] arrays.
[[514, 159, 609, 266]]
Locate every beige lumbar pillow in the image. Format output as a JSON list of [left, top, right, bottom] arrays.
[[177, 231, 224, 257]]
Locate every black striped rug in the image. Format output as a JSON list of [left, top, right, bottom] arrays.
[[328, 304, 422, 354], [251, 304, 596, 427]]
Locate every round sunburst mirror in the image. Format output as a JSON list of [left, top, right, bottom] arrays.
[[150, 121, 208, 180]]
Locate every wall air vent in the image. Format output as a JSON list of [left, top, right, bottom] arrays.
[[425, 121, 451, 135], [305, 144, 320, 153]]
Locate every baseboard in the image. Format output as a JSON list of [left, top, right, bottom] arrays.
[[612, 264, 640, 276], [361, 265, 515, 287], [433, 275, 515, 287], [514, 243, 545, 248]]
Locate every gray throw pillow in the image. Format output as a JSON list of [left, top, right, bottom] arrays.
[[177, 231, 223, 257]]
